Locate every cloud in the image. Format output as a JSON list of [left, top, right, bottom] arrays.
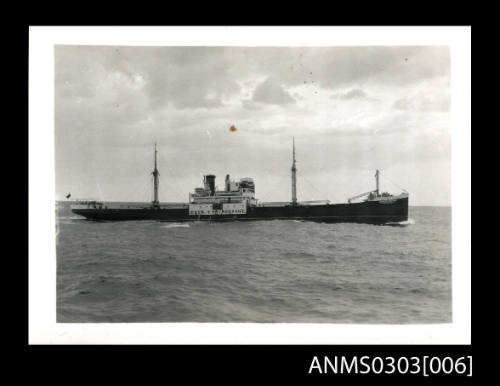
[[393, 97, 416, 111], [338, 89, 367, 100], [241, 98, 262, 110], [55, 46, 241, 111], [54, 45, 451, 206], [419, 95, 450, 112], [239, 46, 449, 91], [55, 46, 449, 109], [250, 77, 295, 106], [393, 93, 450, 112], [330, 89, 379, 101]]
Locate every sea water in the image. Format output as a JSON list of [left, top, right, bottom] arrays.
[[56, 202, 451, 323]]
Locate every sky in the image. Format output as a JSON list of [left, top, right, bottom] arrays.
[[55, 45, 450, 206]]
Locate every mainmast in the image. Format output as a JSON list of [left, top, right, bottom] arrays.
[[291, 137, 297, 205], [375, 169, 380, 196], [152, 142, 160, 207]]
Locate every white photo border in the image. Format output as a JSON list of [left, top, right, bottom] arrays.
[[29, 26, 471, 344]]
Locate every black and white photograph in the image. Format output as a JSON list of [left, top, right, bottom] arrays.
[[29, 26, 471, 344]]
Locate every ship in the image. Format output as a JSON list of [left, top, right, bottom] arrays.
[[71, 140, 409, 224]]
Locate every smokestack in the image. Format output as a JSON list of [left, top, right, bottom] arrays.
[[205, 174, 216, 195], [225, 174, 230, 191]]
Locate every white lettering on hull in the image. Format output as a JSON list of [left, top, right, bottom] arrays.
[[189, 203, 247, 216]]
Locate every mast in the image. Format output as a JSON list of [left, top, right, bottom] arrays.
[[375, 169, 380, 196], [152, 142, 160, 206], [291, 137, 297, 205]]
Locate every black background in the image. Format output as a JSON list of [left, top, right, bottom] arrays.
[[24, 23, 473, 383]]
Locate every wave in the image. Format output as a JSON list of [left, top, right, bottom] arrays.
[[162, 223, 190, 229], [399, 218, 416, 225], [384, 218, 415, 227]]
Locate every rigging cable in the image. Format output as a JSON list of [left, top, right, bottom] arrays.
[[157, 148, 189, 202], [299, 173, 330, 201], [257, 172, 290, 203], [379, 172, 408, 193]]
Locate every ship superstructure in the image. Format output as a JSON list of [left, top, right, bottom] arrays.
[[188, 174, 256, 216]]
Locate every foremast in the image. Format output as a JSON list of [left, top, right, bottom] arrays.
[[152, 142, 160, 207], [291, 137, 297, 205]]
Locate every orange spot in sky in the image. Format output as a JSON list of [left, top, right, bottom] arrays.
[[229, 125, 237, 132]]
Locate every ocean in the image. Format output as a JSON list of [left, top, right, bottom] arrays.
[[56, 202, 451, 323]]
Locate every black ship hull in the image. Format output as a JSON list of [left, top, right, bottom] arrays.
[[72, 196, 408, 225]]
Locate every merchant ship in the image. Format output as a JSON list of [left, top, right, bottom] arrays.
[[71, 141, 409, 224]]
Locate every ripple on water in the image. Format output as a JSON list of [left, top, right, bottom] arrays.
[[56, 204, 452, 323]]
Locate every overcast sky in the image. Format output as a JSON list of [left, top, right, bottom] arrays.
[[55, 45, 450, 206]]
